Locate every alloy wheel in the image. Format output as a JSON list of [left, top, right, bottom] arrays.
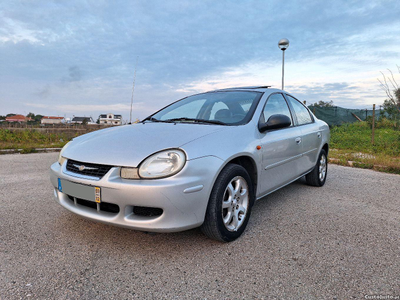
[[221, 176, 249, 232], [319, 154, 327, 182]]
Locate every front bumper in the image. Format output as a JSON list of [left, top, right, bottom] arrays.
[[50, 156, 223, 232]]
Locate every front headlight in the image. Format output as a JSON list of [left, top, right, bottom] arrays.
[[121, 149, 186, 179], [58, 141, 71, 165]]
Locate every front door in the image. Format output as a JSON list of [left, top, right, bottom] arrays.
[[258, 93, 303, 195]]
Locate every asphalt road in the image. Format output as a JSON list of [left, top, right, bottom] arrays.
[[1, 153, 399, 299]]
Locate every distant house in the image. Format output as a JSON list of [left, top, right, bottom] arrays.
[[41, 116, 65, 125], [5, 115, 32, 123], [71, 116, 94, 124], [99, 113, 122, 125]]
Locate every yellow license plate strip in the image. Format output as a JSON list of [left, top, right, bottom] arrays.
[[95, 187, 101, 203]]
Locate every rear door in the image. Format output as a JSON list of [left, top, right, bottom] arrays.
[[285, 95, 321, 173], [259, 93, 303, 195]]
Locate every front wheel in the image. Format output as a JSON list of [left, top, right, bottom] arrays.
[[201, 164, 255, 242], [305, 149, 328, 187]]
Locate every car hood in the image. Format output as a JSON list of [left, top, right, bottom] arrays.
[[63, 123, 226, 167]]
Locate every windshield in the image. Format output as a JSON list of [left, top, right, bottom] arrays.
[[147, 91, 263, 125]]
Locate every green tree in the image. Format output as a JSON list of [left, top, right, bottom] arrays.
[[34, 115, 43, 123], [312, 100, 334, 107], [382, 99, 400, 121], [26, 112, 35, 119], [395, 88, 400, 104]]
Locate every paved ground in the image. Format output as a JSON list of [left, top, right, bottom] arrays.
[[0, 153, 399, 299]]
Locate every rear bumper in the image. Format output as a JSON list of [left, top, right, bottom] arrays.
[[50, 156, 223, 232]]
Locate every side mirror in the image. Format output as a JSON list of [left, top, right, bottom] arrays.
[[259, 114, 291, 132]]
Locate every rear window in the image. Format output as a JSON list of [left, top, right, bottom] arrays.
[[286, 95, 313, 125]]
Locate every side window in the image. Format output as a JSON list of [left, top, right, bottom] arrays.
[[262, 93, 292, 126], [286, 95, 313, 125]]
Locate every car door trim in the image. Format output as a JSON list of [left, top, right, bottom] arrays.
[[264, 147, 318, 170], [303, 148, 318, 155], [264, 153, 303, 170]]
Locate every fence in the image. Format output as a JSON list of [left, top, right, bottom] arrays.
[[308, 106, 385, 127]]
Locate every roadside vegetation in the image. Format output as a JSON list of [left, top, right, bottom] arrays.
[[1, 119, 399, 174], [329, 119, 400, 174], [328, 66, 400, 174], [0, 129, 71, 153]]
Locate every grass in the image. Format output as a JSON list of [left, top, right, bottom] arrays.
[[0, 129, 71, 151], [329, 120, 400, 174]]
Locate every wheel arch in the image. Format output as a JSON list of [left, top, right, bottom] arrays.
[[322, 143, 329, 156], [221, 155, 258, 195]]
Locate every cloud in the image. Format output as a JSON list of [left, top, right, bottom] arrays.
[[24, 103, 49, 109], [1, 0, 400, 116], [56, 103, 143, 113], [34, 84, 52, 98], [59, 66, 83, 87], [66, 66, 82, 82], [25, 102, 148, 112], [286, 78, 385, 108], [24, 101, 154, 120], [0, 17, 41, 44]]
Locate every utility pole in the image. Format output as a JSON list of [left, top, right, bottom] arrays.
[[278, 38, 289, 90], [129, 56, 139, 124]]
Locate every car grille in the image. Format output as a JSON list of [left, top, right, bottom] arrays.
[[66, 159, 113, 178]]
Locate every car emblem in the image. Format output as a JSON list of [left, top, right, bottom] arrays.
[[73, 164, 97, 171]]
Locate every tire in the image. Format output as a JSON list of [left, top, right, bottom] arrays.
[[305, 149, 328, 187], [201, 164, 255, 242]]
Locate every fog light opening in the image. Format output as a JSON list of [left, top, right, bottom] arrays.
[[133, 206, 163, 217]]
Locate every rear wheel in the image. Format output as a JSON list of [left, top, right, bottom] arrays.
[[201, 164, 255, 242], [305, 149, 328, 187]]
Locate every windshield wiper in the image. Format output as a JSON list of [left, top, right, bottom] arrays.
[[163, 117, 226, 125], [142, 117, 164, 123]]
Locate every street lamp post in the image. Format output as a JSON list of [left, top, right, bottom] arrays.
[[278, 38, 289, 90]]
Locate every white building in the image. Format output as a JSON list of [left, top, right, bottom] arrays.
[[99, 113, 122, 125], [41, 116, 65, 124]]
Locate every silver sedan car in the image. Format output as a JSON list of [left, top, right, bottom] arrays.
[[50, 86, 330, 242]]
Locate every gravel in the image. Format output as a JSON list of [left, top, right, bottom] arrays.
[[1, 153, 399, 299]]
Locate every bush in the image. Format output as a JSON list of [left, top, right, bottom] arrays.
[[366, 116, 400, 130]]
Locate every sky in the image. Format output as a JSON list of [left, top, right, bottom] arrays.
[[1, 0, 400, 122]]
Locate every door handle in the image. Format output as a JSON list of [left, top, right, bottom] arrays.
[[317, 132, 322, 139], [295, 137, 302, 144]]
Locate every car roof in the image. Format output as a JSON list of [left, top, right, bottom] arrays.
[[211, 86, 285, 93]]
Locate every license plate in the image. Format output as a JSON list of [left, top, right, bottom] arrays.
[[57, 178, 101, 203], [95, 187, 101, 203]]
